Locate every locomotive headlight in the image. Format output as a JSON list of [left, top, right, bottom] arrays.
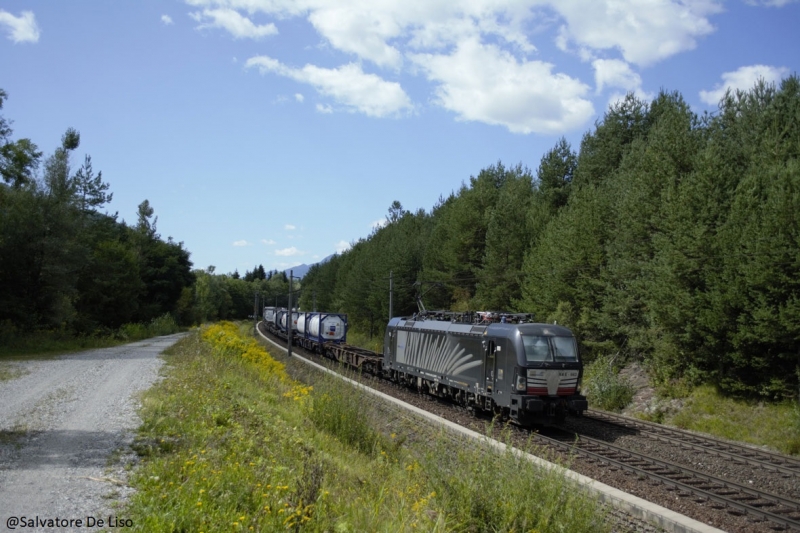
[[515, 369, 526, 392]]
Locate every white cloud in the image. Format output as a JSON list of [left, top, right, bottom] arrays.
[[370, 219, 388, 230], [190, 8, 277, 39], [188, 0, 734, 131], [303, 2, 540, 69], [233, 239, 250, 246], [294, 93, 304, 103], [552, 0, 722, 67], [592, 59, 641, 93], [247, 56, 413, 117], [284, 224, 296, 230], [0, 10, 40, 43], [261, 239, 276, 245], [592, 59, 653, 107], [699, 64, 790, 105], [411, 39, 593, 134], [161, 14, 174, 25], [307, 6, 404, 69], [188, 1, 721, 68], [276, 246, 303, 256], [188, 2, 524, 69], [335, 240, 351, 253]]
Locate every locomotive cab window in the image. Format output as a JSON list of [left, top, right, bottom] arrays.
[[522, 336, 550, 361], [522, 336, 578, 363], [552, 336, 578, 362]]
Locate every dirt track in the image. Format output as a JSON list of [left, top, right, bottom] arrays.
[[0, 334, 186, 532]]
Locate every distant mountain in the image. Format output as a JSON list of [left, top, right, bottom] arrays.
[[284, 254, 335, 279], [283, 263, 312, 278]]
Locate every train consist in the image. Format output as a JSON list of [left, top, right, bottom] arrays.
[[262, 307, 588, 424]]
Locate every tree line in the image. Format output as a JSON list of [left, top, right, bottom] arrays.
[[0, 89, 194, 336], [192, 265, 296, 323], [0, 89, 297, 336], [299, 77, 800, 400]]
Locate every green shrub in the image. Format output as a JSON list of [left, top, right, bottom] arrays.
[[118, 314, 181, 342], [583, 355, 635, 411], [147, 314, 181, 336], [118, 323, 147, 341]]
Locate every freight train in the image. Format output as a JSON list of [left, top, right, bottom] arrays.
[[262, 307, 588, 425]]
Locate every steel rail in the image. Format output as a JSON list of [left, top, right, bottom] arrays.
[[584, 409, 800, 477], [537, 430, 800, 531]]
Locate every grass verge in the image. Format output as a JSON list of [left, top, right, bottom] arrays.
[[667, 384, 800, 455], [0, 314, 183, 361], [124, 321, 608, 532]]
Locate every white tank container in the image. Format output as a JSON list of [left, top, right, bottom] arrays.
[[296, 313, 308, 335], [308, 313, 346, 341]]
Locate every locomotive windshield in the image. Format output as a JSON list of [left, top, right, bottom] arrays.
[[522, 335, 578, 363]]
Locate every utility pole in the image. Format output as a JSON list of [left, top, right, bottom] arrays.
[[313, 290, 317, 312], [253, 291, 258, 332], [389, 270, 393, 321], [287, 269, 293, 358]]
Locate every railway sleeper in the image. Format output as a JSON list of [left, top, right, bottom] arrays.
[[772, 508, 800, 517], [749, 501, 779, 509], [683, 478, 711, 486], [729, 494, 759, 502]]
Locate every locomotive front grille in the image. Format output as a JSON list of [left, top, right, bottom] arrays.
[[527, 369, 579, 396]]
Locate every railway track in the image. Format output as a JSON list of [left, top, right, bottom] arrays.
[[582, 409, 800, 478], [258, 324, 800, 532], [537, 427, 800, 531]]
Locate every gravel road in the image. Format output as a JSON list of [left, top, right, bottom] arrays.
[[0, 334, 186, 532]]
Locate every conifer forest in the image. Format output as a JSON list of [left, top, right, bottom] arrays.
[[3, 78, 799, 400], [300, 78, 800, 400]]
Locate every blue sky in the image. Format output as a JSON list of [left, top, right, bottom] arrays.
[[1, 1, 798, 276]]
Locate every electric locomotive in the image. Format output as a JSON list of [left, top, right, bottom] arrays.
[[262, 305, 587, 424], [383, 316, 587, 424]]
